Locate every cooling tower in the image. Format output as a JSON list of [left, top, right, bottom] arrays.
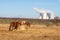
[[33, 8, 55, 20]]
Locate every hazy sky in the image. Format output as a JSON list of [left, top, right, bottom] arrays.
[[0, 0, 60, 18]]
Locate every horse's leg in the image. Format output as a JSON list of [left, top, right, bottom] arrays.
[[15, 26, 18, 30], [9, 26, 12, 31], [9, 25, 14, 31]]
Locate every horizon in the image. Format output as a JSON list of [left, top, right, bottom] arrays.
[[0, 0, 60, 18]]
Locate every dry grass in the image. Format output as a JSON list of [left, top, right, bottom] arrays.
[[0, 24, 60, 40]]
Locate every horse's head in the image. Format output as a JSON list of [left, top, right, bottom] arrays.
[[21, 21, 26, 25], [21, 21, 30, 27]]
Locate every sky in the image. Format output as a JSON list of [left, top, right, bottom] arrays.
[[0, 0, 60, 18]]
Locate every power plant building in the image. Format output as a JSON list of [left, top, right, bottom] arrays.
[[34, 8, 55, 19]]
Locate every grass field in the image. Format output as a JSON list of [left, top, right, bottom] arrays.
[[0, 24, 60, 40]]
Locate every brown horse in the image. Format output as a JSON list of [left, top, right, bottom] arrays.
[[9, 21, 30, 31], [9, 21, 21, 31]]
